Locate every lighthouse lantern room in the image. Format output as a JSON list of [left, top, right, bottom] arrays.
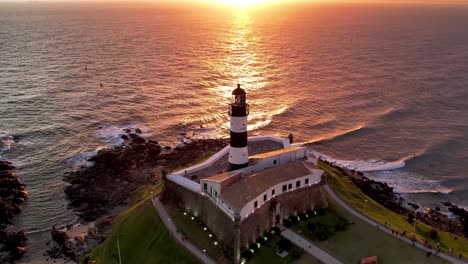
[[227, 84, 249, 171]]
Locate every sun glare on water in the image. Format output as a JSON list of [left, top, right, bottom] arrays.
[[216, 0, 276, 7]]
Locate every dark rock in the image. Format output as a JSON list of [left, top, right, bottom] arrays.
[[64, 138, 228, 222], [0, 160, 15, 171], [121, 134, 129, 140], [320, 158, 466, 237], [0, 160, 27, 262]]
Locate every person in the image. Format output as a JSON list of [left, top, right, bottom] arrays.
[[460, 254, 463, 259]]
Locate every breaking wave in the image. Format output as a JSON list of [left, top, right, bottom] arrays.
[[65, 150, 99, 172], [308, 149, 408, 172], [371, 170, 454, 195], [308, 150, 454, 195], [303, 124, 368, 145], [93, 124, 153, 147]]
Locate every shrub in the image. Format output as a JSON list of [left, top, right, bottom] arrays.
[[429, 229, 438, 240], [277, 238, 292, 252], [315, 208, 326, 215], [241, 250, 253, 260], [307, 222, 316, 233], [315, 223, 332, 241], [408, 212, 415, 224], [291, 216, 299, 224], [334, 217, 348, 232], [256, 237, 266, 245], [290, 247, 303, 260], [283, 219, 292, 228], [270, 226, 281, 234]]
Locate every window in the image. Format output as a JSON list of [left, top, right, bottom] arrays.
[[254, 201, 258, 208], [288, 183, 292, 190], [215, 191, 218, 198], [203, 183, 207, 191], [272, 189, 275, 196], [305, 178, 309, 185], [282, 185, 287, 192], [273, 160, 277, 165], [264, 194, 267, 201], [296, 181, 301, 188]]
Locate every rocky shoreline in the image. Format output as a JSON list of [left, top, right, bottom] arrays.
[[53, 128, 229, 262], [0, 160, 28, 263], [320, 159, 468, 238]]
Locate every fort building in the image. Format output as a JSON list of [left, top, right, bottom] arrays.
[[161, 84, 327, 264]]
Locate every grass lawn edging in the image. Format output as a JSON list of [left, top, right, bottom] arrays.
[[318, 161, 468, 258]]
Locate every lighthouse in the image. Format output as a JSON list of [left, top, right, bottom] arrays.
[[227, 84, 249, 171]]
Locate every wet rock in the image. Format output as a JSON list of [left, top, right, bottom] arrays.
[[0, 160, 27, 262], [64, 129, 228, 222], [320, 158, 466, 237]]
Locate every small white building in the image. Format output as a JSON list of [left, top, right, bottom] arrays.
[[249, 146, 307, 170]]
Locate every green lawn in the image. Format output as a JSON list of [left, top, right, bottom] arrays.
[[249, 235, 321, 264], [84, 185, 198, 264], [292, 198, 450, 264], [166, 206, 228, 263], [318, 161, 468, 257]]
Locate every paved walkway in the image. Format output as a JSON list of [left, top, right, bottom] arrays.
[[281, 228, 343, 264], [152, 196, 217, 264], [324, 184, 467, 264]]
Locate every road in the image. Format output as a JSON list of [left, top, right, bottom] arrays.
[[281, 228, 343, 264], [324, 184, 467, 264]]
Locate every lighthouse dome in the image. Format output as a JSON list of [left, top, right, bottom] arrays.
[[232, 84, 246, 95]]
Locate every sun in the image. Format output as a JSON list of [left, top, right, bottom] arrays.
[[216, 0, 275, 7]]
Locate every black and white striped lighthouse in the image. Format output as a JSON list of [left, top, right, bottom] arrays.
[[227, 84, 249, 171]]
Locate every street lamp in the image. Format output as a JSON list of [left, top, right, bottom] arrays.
[[413, 210, 417, 233], [203, 249, 207, 264], [364, 199, 368, 213], [117, 238, 122, 264]]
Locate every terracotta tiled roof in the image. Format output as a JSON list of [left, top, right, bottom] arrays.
[[219, 162, 312, 212]]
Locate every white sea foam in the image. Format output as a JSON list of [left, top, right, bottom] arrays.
[[93, 124, 153, 146], [308, 149, 406, 172], [372, 170, 454, 195], [65, 150, 99, 171], [0, 134, 14, 152], [67, 124, 154, 171], [308, 149, 453, 195]]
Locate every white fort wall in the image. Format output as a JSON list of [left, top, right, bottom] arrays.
[[170, 135, 290, 177], [167, 135, 308, 220]]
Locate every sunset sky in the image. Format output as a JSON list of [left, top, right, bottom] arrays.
[[2, 0, 468, 3]]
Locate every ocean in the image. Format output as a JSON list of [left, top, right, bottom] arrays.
[[1, 2, 467, 261]]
